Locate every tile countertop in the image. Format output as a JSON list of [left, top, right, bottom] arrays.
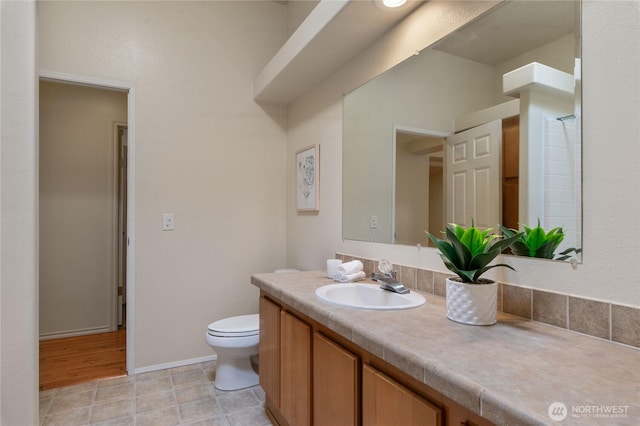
[[251, 271, 640, 426]]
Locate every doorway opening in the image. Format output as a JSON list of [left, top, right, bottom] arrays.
[[116, 123, 128, 329], [38, 72, 135, 388], [393, 126, 446, 246]]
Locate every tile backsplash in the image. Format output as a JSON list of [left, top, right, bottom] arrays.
[[336, 253, 640, 350]]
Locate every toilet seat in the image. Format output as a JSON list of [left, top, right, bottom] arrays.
[[207, 314, 259, 338]]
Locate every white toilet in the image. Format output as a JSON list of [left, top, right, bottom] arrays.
[[205, 313, 259, 391]]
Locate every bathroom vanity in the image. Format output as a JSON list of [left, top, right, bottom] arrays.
[[252, 271, 640, 425]]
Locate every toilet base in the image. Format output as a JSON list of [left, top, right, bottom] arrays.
[[215, 355, 259, 391]]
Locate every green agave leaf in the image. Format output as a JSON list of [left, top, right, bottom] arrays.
[[428, 231, 470, 272], [469, 247, 501, 270], [458, 270, 476, 283], [534, 242, 557, 258], [446, 225, 472, 269], [498, 225, 517, 238], [534, 239, 563, 259], [558, 247, 580, 255], [449, 223, 466, 240], [432, 238, 462, 266], [430, 222, 522, 283], [508, 240, 530, 256], [428, 230, 460, 263], [547, 226, 564, 236], [500, 221, 571, 259], [555, 247, 581, 261], [524, 227, 547, 253], [498, 225, 521, 255], [489, 231, 524, 253], [440, 256, 472, 283], [473, 263, 517, 282], [462, 227, 492, 257]]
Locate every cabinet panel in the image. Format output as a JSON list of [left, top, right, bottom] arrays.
[[280, 311, 311, 426], [363, 364, 441, 426], [258, 295, 491, 426], [313, 332, 359, 426], [259, 297, 280, 408], [444, 396, 494, 426]]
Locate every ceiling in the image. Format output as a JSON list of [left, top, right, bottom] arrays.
[[254, 0, 423, 104], [255, 0, 578, 104], [434, 1, 578, 66]]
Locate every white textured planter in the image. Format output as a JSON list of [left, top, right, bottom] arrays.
[[446, 277, 497, 325]]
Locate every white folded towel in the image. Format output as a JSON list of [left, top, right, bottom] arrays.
[[336, 260, 363, 275], [334, 270, 366, 283]]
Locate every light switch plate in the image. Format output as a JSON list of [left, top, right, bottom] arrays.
[[163, 213, 174, 231], [370, 215, 378, 229]]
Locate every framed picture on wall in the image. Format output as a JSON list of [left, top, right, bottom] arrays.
[[296, 144, 319, 212]]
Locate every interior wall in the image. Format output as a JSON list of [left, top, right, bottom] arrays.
[[286, 0, 499, 271], [394, 147, 430, 246], [342, 49, 497, 244], [286, 0, 319, 37], [0, 1, 39, 424], [38, 0, 289, 370], [429, 169, 444, 239], [39, 81, 127, 338], [286, 1, 640, 307]]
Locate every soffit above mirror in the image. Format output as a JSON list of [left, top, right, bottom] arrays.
[[434, 1, 577, 66], [254, 0, 422, 105]]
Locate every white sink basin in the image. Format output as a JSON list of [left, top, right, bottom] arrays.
[[315, 283, 425, 310]]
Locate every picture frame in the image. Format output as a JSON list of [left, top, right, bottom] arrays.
[[295, 144, 319, 212]]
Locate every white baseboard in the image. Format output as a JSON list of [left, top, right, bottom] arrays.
[[133, 355, 217, 375], [39, 326, 112, 340]]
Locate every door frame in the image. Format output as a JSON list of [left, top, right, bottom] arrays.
[[114, 122, 128, 330], [39, 70, 136, 375], [391, 125, 449, 245]]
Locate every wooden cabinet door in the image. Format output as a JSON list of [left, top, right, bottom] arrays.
[[259, 297, 280, 408], [363, 364, 441, 426], [280, 311, 311, 426], [313, 332, 359, 426], [445, 400, 494, 426]]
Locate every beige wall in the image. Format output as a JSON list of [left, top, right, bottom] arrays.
[[1, 1, 39, 424], [287, 0, 319, 37], [343, 49, 498, 244], [39, 81, 127, 338], [394, 146, 431, 246], [38, 1, 289, 369], [286, 1, 640, 307]]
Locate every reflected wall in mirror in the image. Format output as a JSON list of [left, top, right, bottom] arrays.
[[343, 0, 582, 261]]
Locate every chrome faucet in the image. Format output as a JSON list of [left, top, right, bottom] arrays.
[[371, 272, 410, 294]]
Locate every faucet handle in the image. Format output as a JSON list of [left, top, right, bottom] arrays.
[[378, 259, 397, 278]]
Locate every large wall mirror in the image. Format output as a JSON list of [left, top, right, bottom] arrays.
[[343, 0, 582, 262]]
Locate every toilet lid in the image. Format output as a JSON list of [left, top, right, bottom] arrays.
[[207, 314, 259, 337]]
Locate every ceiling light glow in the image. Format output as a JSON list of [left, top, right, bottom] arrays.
[[383, 0, 407, 8]]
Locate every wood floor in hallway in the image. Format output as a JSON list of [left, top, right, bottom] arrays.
[[39, 329, 126, 391]]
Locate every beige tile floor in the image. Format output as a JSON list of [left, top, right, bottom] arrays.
[[39, 361, 271, 426]]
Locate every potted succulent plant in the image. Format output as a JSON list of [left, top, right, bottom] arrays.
[[427, 222, 522, 325], [499, 221, 581, 261]]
